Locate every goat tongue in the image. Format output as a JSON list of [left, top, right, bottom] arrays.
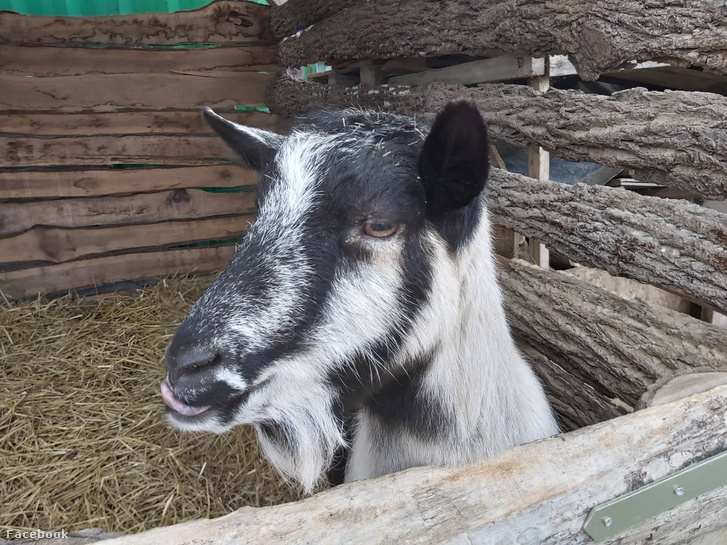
[[160, 379, 210, 416]]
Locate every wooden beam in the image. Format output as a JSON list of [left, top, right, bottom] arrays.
[[487, 169, 727, 315], [268, 76, 727, 199], [0, 215, 254, 265], [527, 67, 550, 268], [86, 386, 727, 545], [501, 259, 727, 408], [0, 71, 274, 112], [389, 56, 545, 86], [0, 189, 256, 237], [276, 0, 727, 80], [0, 1, 274, 46], [271, 0, 356, 39], [0, 44, 278, 76], [0, 165, 259, 200], [0, 111, 288, 137], [0, 246, 235, 300]]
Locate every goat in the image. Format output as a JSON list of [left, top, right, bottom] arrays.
[[160, 101, 559, 493]]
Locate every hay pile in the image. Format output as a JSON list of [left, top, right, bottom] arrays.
[[0, 276, 300, 535]]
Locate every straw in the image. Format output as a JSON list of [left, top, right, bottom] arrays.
[[0, 276, 300, 535]]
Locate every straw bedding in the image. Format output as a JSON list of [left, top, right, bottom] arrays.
[[0, 276, 300, 535]]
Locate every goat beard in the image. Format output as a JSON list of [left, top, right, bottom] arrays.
[[253, 395, 346, 494]]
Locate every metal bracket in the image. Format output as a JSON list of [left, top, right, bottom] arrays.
[[583, 450, 727, 541]]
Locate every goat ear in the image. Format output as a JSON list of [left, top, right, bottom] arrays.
[[202, 107, 282, 170], [418, 101, 490, 215]]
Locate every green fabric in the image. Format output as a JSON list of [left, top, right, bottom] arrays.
[[0, 0, 268, 16]]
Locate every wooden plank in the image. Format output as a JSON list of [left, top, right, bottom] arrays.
[[487, 168, 727, 315], [269, 77, 727, 199], [0, 71, 273, 112], [0, 44, 278, 76], [0, 1, 274, 46], [277, 0, 727, 80], [0, 135, 237, 167], [0, 165, 258, 200], [0, 111, 288, 137], [0, 189, 257, 237], [603, 65, 727, 94], [389, 56, 545, 86], [527, 70, 550, 268], [0, 246, 235, 300], [90, 386, 727, 545], [0, 215, 253, 265]]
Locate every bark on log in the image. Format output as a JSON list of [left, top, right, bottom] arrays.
[[270, 0, 357, 39], [99, 385, 727, 545], [501, 260, 727, 408], [487, 169, 727, 315], [267, 77, 727, 199], [0, 1, 273, 46], [277, 0, 727, 80]]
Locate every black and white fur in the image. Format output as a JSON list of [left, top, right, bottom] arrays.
[[161, 102, 558, 493]]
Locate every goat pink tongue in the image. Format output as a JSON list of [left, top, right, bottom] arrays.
[[160, 379, 210, 416]]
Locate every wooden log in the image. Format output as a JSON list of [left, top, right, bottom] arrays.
[[0, 111, 288, 137], [271, 0, 358, 38], [0, 71, 273, 112], [0, 189, 256, 237], [267, 77, 727, 199], [276, 0, 727, 80], [500, 259, 727, 408], [96, 385, 727, 545], [487, 169, 727, 315], [0, 1, 273, 46], [0, 165, 258, 200], [0, 246, 235, 300], [1, 135, 236, 167], [0, 215, 254, 265], [0, 44, 278, 76]]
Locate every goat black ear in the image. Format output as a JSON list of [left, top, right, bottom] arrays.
[[202, 107, 282, 170], [419, 101, 490, 215]]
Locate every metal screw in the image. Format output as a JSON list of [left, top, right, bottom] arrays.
[[602, 517, 613, 528], [675, 486, 685, 497]]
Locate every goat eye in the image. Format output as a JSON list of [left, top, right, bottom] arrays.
[[363, 221, 399, 238]]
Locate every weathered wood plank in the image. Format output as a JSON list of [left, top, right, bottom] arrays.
[[0, 111, 288, 137], [271, 0, 356, 38], [0, 165, 258, 199], [389, 55, 545, 86], [0, 246, 235, 300], [0, 189, 256, 237], [501, 259, 727, 408], [267, 77, 727, 199], [487, 169, 727, 315], [277, 0, 727, 80], [97, 385, 727, 545], [0, 44, 279, 76], [0, 1, 273, 46], [0, 215, 253, 265], [1, 135, 236, 167], [0, 71, 273, 112]]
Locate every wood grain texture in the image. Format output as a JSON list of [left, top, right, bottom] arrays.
[[0, 1, 273, 46], [0, 165, 258, 199], [0, 215, 253, 265], [0, 111, 288, 137], [0, 71, 273, 112], [0, 189, 256, 237], [0, 246, 235, 300], [270, 0, 357, 38], [0, 44, 278, 76], [487, 169, 727, 314], [98, 386, 727, 545], [267, 77, 727, 199], [501, 259, 727, 408], [277, 0, 727, 80], [1, 135, 236, 167]]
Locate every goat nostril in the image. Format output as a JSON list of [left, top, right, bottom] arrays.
[[173, 346, 218, 372]]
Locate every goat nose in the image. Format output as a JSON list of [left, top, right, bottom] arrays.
[[172, 345, 217, 371]]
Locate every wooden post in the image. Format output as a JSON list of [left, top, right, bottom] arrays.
[[527, 59, 550, 268], [360, 63, 383, 85]]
